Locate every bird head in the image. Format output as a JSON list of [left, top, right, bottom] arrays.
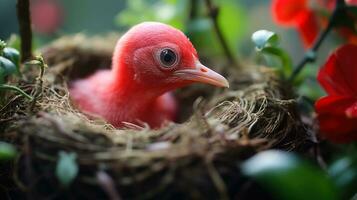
[[112, 22, 229, 94]]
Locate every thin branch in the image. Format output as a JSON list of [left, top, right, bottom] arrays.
[[189, 0, 198, 20], [16, 0, 33, 62], [203, 0, 241, 69], [289, 0, 345, 81], [96, 171, 122, 200]]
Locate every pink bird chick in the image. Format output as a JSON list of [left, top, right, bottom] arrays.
[[70, 22, 229, 128]]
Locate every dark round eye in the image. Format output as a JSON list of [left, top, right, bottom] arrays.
[[159, 49, 177, 67]]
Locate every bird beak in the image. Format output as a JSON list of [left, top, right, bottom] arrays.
[[173, 61, 229, 88]]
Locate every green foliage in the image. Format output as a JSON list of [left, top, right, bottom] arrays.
[[329, 155, 357, 199], [3, 47, 20, 69], [241, 150, 338, 200], [115, 0, 188, 30], [252, 30, 292, 78], [189, 1, 247, 57], [115, 0, 247, 58], [0, 39, 19, 83], [295, 64, 325, 100], [0, 57, 17, 83], [56, 151, 79, 187], [0, 141, 17, 161], [216, 0, 247, 52], [0, 39, 33, 103]]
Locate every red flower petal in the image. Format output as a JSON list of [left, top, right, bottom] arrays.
[[315, 95, 355, 114], [346, 0, 357, 5], [295, 10, 319, 48], [346, 102, 357, 118], [317, 44, 357, 96], [315, 96, 357, 143], [272, 0, 308, 25]]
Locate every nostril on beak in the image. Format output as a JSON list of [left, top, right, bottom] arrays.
[[200, 68, 208, 72]]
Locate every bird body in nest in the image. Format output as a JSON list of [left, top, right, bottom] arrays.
[[70, 22, 229, 128]]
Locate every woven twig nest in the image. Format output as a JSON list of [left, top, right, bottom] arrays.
[[0, 34, 312, 199]]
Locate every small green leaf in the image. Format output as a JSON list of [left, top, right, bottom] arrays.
[[56, 151, 78, 187], [0, 57, 17, 83], [252, 30, 279, 50], [241, 150, 338, 200], [0, 141, 17, 161], [3, 47, 20, 70]]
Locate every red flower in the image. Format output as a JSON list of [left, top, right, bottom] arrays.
[[272, 0, 319, 48], [31, 0, 63, 35], [315, 44, 357, 143]]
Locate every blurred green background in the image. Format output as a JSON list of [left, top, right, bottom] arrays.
[[0, 0, 306, 58]]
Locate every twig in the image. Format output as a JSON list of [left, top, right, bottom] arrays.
[[16, 0, 33, 62], [205, 156, 229, 200], [189, 0, 198, 20], [203, 0, 241, 69], [96, 171, 122, 200], [289, 0, 346, 81], [28, 56, 46, 111]]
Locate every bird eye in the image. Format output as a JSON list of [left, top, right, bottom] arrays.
[[159, 48, 177, 68]]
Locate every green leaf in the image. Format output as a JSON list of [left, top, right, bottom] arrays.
[[217, 0, 247, 52], [241, 150, 338, 200], [260, 46, 293, 77], [3, 48, 20, 68], [252, 30, 279, 50], [0, 141, 17, 161], [329, 156, 357, 199], [56, 151, 79, 187], [0, 57, 17, 83]]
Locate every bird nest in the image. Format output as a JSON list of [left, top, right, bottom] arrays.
[[0, 34, 312, 199]]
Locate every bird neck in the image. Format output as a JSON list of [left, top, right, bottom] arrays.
[[109, 64, 165, 113]]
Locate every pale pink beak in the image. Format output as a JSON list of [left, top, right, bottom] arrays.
[[173, 61, 229, 88]]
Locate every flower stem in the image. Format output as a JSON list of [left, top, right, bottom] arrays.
[[0, 84, 33, 100], [288, 0, 345, 82], [203, 0, 241, 69]]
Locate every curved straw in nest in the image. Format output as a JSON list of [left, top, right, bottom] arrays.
[[0, 34, 312, 199]]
